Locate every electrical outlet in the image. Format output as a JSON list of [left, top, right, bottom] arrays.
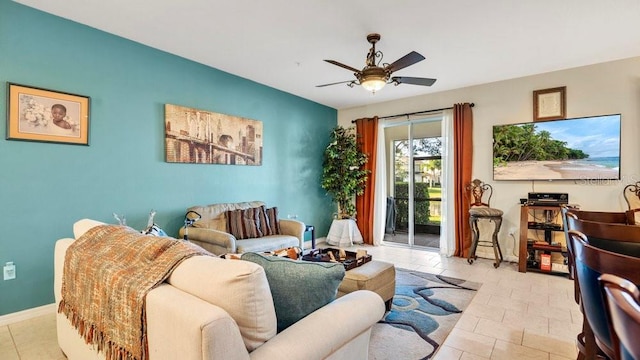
[[508, 227, 517, 236], [3, 262, 16, 280]]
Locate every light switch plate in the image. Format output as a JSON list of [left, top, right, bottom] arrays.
[[3, 263, 15, 280]]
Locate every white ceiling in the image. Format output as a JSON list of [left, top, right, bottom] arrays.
[[14, 0, 640, 110]]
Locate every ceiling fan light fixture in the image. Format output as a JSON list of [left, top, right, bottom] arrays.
[[318, 33, 436, 91], [361, 76, 387, 93], [359, 66, 388, 93]]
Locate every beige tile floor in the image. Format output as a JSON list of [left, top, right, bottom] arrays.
[[1, 243, 579, 360]]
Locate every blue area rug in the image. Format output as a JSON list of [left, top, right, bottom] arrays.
[[369, 268, 481, 360]]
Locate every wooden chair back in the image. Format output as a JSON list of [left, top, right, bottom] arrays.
[[565, 212, 640, 303], [565, 215, 640, 257], [563, 207, 630, 224], [568, 229, 640, 359], [599, 273, 640, 360], [624, 181, 640, 210], [562, 208, 632, 302], [466, 179, 493, 208]]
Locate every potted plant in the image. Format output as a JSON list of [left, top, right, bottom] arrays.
[[321, 126, 369, 219]]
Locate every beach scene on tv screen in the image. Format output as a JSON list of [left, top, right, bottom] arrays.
[[493, 115, 620, 180]]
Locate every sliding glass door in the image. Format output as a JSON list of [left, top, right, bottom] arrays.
[[384, 117, 442, 249]]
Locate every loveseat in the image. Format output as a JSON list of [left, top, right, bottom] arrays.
[[178, 201, 304, 255], [54, 219, 385, 360]]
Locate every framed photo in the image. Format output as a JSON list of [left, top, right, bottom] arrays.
[[533, 86, 566, 122], [7, 83, 90, 145]]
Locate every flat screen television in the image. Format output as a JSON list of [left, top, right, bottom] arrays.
[[493, 114, 621, 181]]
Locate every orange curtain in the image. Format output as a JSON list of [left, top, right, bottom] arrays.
[[355, 117, 378, 245], [453, 103, 473, 257]]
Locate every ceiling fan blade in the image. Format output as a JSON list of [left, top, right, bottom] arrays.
[[324, 60, 361, 73], [386, 51, 425, 73], [392, 77, 437, 86], [316, 80, 356, 88]]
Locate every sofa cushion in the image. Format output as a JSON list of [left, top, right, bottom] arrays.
[[226, 208, 261, 239], [236, 235, 300, 254], [167, 255, 277, 351], [241, 252, 345, 332]]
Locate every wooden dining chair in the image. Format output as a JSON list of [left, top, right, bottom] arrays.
[[568, 228, 640, 360], [565, 214, 640, 357], [563, 209, 632, 301], [599, 273, 640, 360], [564, 208, 637, 276]]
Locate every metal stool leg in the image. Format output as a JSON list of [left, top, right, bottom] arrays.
[[468, 216, 480, 264], [491, 217, 504, 268]]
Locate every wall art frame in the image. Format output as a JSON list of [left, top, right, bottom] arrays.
[[6, 82, 90, 145], [533, 86, 566, 122], [164, 104, 263, 165]]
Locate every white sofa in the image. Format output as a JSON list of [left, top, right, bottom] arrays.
[[178, 201, 304, 255], [54, 219, 385, 360]]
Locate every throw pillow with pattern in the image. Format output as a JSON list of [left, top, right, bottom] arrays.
[[265, 207, 281, 235], [255, 205, 274, 236], [226, 208, 261, 239]]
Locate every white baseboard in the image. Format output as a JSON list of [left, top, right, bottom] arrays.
[[0, 303, 56, 326]]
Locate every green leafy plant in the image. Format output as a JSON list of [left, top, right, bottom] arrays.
[[321, 126, 369, 219]]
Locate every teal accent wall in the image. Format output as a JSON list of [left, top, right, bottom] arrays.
[[0, 1, 337, 315]]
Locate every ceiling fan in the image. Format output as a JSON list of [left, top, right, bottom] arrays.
[[317, 33, 437, 93]]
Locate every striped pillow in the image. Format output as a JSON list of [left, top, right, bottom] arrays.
[[265, 207, 281, 235], [226, 208, 261, 240], [256, 206, 274, 236]]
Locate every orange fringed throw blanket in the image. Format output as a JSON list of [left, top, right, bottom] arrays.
[[58, 225, 210, 360]]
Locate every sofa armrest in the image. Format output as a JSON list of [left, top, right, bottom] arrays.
[[73, 218, 105, 238], [249, 290, 385, 360], [147, 284, 250, 360], [54, 238, 75, 304], [179, 227, 237, 254], [278, 219, 305, 248]]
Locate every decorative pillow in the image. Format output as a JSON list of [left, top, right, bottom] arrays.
[[265, 207, 281, 235], [167, 255, 276, 351], [255, 205, 274, 236], [226, 208, 261, 239], [241, 252, 345, 332]]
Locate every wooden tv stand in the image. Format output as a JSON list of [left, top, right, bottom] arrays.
[[518, 204, 569, 275]]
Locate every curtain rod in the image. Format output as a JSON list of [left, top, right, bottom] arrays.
[[352, 103, 475, 123]]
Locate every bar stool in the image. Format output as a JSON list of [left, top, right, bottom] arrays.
[[467, 179, 504, 268]]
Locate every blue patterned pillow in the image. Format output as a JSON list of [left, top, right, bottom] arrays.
[[241, 252, 345, 332]]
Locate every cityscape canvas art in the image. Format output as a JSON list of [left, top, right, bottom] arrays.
[[164, 104, 263, 165]]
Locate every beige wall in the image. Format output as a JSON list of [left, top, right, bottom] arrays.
[[339, 56, 640, 261]]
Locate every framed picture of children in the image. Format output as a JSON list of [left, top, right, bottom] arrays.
[[6, 83, 90, 145]]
